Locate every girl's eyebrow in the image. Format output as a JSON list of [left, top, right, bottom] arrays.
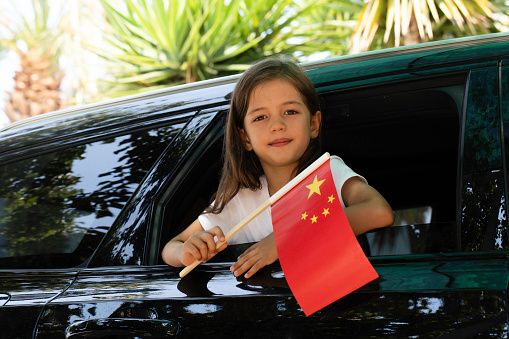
[[246, 100, 305, 116], [282, 100, 305, 107], [246, 106, 265, 116]]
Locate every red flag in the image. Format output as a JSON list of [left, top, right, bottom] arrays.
[[271, 156, 378, 316]]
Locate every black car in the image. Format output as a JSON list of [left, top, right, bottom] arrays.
[[1, 33, 509, 338]]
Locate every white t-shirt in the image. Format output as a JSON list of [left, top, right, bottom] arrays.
[[198, 156, 366, 245]]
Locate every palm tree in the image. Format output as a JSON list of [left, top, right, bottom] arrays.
[[95, 0, 344, 98], [0, 0, 68, 123], [294, 0, 363, 60], [349, 0, 509, 53]]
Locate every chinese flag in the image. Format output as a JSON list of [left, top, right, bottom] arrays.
[[271, 157, 379, 316]]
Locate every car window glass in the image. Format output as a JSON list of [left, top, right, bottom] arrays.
[[0, 125, 183, 269]]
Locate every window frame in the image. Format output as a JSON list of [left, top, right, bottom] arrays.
[[152, 73, 468, 265]]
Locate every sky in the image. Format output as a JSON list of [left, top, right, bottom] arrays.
[[0, 51, 17, 127]]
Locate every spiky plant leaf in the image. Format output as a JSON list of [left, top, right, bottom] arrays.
[[349, 0, 509, 53], [96, 0, 347, 98]]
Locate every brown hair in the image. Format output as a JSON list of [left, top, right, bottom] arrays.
[[207, 55, 322, 214]]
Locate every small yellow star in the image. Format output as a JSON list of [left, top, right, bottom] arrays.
[[306, 175, 325, 199], [322, 208, 330, 217], [311, 215, 318, 223], [328, 195, 335, 203], [301, 212, 308, 220]]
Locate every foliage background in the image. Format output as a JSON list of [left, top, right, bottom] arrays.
[[0, 0, 508, 126]]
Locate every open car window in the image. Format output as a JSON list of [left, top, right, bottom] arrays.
[[321, 75, 463, 256], [158, 74, 464, 263]]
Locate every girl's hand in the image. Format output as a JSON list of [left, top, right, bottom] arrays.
[[180, 226, 227, 266], [230, 233, 278, 279]]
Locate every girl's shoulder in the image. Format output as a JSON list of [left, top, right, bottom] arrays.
[[330, 155, 345, 163], [328, 154, 367, 184]]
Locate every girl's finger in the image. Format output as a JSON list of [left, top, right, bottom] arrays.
[[200, 232, 218, 257], [230, 254, 246, 273], [182, 237, 203, 262], [217, 241, 228, 253], [209, 226, 226, 243], [237, 243, 257, 260], [183, 243, 201, 263], [244, 259, 265, 279], [232, 251, 258, 277], [188, 236, 208, 262]]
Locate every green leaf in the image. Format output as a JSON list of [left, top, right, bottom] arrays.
[[94, 0, 362, 98]]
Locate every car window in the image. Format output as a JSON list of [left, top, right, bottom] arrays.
[[158, 75, 465, 263], [321, 76, 463, 256], [0, 125, 183, 269], [157, 117, 225, 258]]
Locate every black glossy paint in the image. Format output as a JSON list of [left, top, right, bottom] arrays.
[[35, 254, 509, 337]]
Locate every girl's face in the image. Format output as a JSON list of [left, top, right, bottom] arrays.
[[240, 79, 321, 174]]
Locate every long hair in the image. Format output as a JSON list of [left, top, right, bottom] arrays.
[[207, 55, 322, 214]]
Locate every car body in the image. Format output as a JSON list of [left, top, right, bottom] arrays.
[[1, 32, 509, 338]]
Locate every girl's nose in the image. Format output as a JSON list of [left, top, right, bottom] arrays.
[[270, 116, 286, 132]]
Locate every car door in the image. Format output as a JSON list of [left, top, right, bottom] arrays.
[[32, 107, 222, 338]]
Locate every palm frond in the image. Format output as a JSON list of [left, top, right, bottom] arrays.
[[96, 0, 353, 98], [349, 0, 509, 53]]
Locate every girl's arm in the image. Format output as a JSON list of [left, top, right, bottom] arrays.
[[161, 218, 227, 267], [342, 177, 394, 235]]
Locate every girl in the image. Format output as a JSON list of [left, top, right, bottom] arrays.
[[161, 56, 394, 279]]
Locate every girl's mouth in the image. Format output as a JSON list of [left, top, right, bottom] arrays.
[[269, 138, 291, 147]]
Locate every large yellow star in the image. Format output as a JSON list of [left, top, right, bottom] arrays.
[[306, 175, 325, 199]]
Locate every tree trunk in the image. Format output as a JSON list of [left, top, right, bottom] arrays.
[[403, 13, 424, 46], [4, 50, 65, 123]]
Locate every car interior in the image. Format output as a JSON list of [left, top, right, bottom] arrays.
[[157, 73, 466, 263]]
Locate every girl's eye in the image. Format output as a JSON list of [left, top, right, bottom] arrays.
[[253, 115, 266, 122], [284, 110, 298, 115]]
